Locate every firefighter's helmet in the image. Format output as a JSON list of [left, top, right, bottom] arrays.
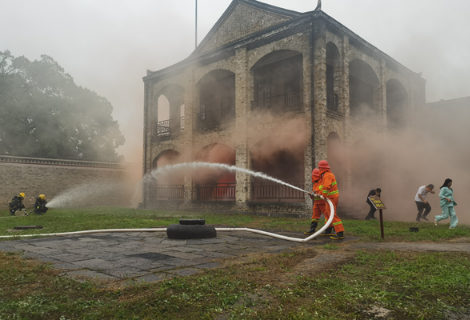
[[39, 194, 46, 200], [18, 192, 25, 198], [318, 160, 330, 169]]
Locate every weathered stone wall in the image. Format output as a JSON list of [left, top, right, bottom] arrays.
[[0, 156, 132, 208]]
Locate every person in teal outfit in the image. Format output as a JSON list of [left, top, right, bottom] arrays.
[[434, 178, 458, 229]]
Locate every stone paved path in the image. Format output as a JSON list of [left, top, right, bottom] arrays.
[[0, 231, 357, 283]]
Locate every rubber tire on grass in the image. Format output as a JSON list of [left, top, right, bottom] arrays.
[[167, 224, 217, 240], [179, 219, 206, 225]]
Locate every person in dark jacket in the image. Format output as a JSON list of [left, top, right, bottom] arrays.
[[365, 188, 381, 220], [34, 194, 48, 215], [9, 192, 26, 215]]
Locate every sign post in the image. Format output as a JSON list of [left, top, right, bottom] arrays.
[[369, 196, 386, 239]]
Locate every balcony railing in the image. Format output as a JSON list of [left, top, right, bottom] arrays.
[[156, 117, 184, 138], [196, 183, 236, 201], [327, 92, 339, 111], [156, 185, 184, 200], [197, 107, 235, 131], [251, 182, 305, 202], [251, 91, 303, 112]]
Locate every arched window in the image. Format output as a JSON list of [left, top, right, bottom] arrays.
[[251, 50, 303, 113], [349, 60, 379, 119], [386, 79, 408, 130], [326, 43, 341, 111]]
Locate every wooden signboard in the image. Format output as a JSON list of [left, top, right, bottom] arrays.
[[369, 195, 386, 239], [369, 196, 386, 210]]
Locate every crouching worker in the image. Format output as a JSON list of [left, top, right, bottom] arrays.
[[34, 194, 48, 215], [305, 168, 325, 235], [318, 160, 344, 240], [9, 193, 26, 215]]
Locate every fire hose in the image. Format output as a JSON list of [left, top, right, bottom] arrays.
[[0, 197, 335, 243]]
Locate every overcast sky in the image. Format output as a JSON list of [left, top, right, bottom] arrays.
[[1, 0, 469, 160]]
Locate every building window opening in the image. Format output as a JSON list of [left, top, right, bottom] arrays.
[[194, 143, 236, 201], [326, 43, 340, 111], [386, 79, 408, 130], [349, 60, 379, 119], [251, 136, 305, 202], [153, 150, 184, 201], [251, 50, 303, 114], [197, 70, 235, 131]]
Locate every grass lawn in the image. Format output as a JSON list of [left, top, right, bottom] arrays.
[[1, 248, 469, 319], [1, 207, 469, 242]]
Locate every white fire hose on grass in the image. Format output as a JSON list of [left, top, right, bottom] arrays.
[[0, 197, 335, 243]]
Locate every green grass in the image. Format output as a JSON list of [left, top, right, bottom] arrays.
[[1, 207, 469, 242], [1, 249, 469, 319]]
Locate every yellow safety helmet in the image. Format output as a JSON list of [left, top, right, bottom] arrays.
[[39, 194, 46, 200], [18, 192, 25, 198]]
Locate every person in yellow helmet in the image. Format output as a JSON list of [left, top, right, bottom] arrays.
[[8, 193, 26, 215], [34, 194, 48, 215]]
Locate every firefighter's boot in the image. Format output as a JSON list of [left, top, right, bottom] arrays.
[[330, 231, 344, 240], [304, 221, 318, 235], [319, 227, 335, 236]]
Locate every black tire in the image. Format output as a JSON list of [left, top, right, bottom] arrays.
[[179, 219, 206, 225], [167, 224, 217, 240]]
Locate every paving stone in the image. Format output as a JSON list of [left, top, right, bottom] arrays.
[[64, 270, 116, 281], [160, 240, 188, 246], [160, 251, 205, 260], [199, 251, 236, 259], [190, 257, 216, 265], [0, 244, 20, 252], [53, 253, 92, 263], [193, 262, 221, 269], [161, 258, 195, 267], [73, 258, 108, 269], [103, 267, 150, 279], [166, 268, 202, 277], [126, 252, 174, 261], [168, 246, 204, 253], [134, 273, 166, 283]]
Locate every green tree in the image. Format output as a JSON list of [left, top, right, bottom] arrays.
[[0, 50, 125, 161]]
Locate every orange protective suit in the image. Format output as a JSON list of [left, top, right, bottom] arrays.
[[318, 168, 344, 233], [311, 179, 326, 222]]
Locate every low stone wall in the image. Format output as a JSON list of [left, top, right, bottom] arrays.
[[0, 155, 132, 208]]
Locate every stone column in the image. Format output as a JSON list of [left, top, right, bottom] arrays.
[[182, 67, 195, 206], [234, 48, 250, 209], [143, 80, 156, 208], [312, 23, 328, 166], [340, 36, 353, 204], [304, 33, 314, 208]]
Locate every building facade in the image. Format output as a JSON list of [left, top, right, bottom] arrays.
[[142, 0, 425, 216]]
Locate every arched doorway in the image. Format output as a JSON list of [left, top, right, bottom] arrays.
[[153, 150, 184, 200], [349, 60, 379, 119], [197, 70, 235, 132], [251, 50, 303, 114], [194, 143, 236, 201], [326, 43, 341, 111], [386, 79, 408, 130], [154, 85, 185, 138], [250, 135, 305, 202]]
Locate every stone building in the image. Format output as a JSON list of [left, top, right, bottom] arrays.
[[142, 0, 426, 216]]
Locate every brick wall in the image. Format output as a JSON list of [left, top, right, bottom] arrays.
[[0, 156, 132, 208]]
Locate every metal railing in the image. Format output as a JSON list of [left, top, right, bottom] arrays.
[[197, 107, 235, 131], [251, 91, 303, 112], [156, 117, 184, 137], [327, 92, 338, 111], [196, 183, 236, 201], [156, 185, 184, 200], [251, 182, 305, 202]]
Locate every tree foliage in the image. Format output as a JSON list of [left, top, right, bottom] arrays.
[[0, 50, 125, 161]]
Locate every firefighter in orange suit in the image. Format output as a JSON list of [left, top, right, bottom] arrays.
[[317, 160, 344, 240], [305, 168, 325, 235]]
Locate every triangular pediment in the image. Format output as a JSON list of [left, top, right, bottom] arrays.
[[195, 0, 300, 55]]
